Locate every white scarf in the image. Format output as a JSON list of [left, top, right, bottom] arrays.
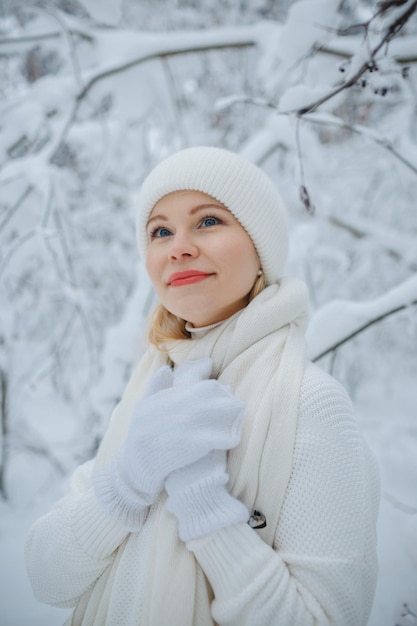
[[93, 277, 308, 626]]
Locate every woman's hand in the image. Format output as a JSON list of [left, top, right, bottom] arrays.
[[94, 358, 244, 529], [165, 449, 249, 541]]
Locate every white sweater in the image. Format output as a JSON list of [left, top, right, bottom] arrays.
[[25, 362, 379, 625]]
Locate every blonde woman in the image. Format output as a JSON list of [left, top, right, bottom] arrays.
[[25, 147, 379, 626]]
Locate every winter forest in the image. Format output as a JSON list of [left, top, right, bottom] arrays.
[[0, 0, 416, 624]]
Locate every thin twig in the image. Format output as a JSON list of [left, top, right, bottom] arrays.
[[382, 491, 417, 514], [49, 37, 255, 162], [312, 299, 417, 361], [160, 56, 189, 146], [0, 231, 37, 280], [328, 215, 417, 271], [295, 118, 316, 213], [0, 28, 94, 46], [50, 200, 98, 384], [303, 113, 417, 176], [35, 2, 84, 90], [293, 0, 417, 115], [0, 185, 33, 233]]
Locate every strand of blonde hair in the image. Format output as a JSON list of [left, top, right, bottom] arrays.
[[147, 273, 266, 351]]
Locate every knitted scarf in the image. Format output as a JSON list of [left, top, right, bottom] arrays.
[[93, 277, 308, 626]]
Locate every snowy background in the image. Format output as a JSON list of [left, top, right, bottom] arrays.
[[0, 0, 416, 624]]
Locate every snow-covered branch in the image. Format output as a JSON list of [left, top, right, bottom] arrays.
[[302, 112, 417, 177], [320, 34, 417, 64], [79, 25, 259, 101], [0, 27, 94, 46], [307, 275, 417, 361], [218, 100, 417, 178], [0, 4, 415, 619], [0, 231, 37, 279], [1, 0, 416, 499], [285, 0, 417, 115], [0, 367, 7, 499], [0, 185, 33, 233], [327, 215, 417, 271], [50, 25, 259, 161]]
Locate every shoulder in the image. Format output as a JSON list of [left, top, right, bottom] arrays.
[[297, 363, 379, 485], [296, 363, 379, 499], [296, 361, 380, 505], [298, 361, 356, 434]]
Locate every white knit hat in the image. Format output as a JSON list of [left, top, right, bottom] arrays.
[[136, 146, 289, 285]]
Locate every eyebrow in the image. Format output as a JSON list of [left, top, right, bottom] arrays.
[[146, 203, 229, 227]]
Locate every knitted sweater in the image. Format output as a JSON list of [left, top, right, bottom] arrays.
[[25, 361, 379, 625]]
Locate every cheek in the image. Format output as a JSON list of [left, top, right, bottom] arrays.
[[223, 237, 259, 274]]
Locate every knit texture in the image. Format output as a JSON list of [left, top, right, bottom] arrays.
[[189, 363, 379, 626], [165, 449, 250, 542], [26, 277, 308, 625], [136, 147, 289, 285], [25, 362, 379, 625], [77, 278, 307, 626], [93, 360, 244, 531]]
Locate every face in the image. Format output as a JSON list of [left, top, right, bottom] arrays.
[[145, 190, 261, 327]]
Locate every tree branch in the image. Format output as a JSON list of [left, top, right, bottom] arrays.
[[0, 368, 8, 500], [318, 38, 417, 64], [49, 29, 256, 162], [292, 0, 417, 115], [328, 215, 417, 271], [76, 39, 255, 103], [36, 3, 84, 90], [383, 491, 417, 514], [0, 231, 37, 279], [302, 112, 417, 177], [308, 275, 417, 361], [311, 298, 417, 361], [0, 28, 94, 46], [218, 97, 417, 179], [0, 185, 33, 233]]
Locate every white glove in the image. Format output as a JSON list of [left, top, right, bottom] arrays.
[[165, 450, 249, 542], [93, 364, 174, 529], [94, 358, 244, 530]]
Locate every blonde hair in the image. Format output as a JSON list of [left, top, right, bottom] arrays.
[[148, 272, 266, 350]]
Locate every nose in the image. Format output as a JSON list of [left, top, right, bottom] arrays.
[[168, 232, 199, 262]]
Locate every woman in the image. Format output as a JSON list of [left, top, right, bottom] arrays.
[[25, 147, 379, 626]]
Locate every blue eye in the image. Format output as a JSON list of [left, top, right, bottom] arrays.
[[150, 226, 172, 239], [201, 216, 219, 228]]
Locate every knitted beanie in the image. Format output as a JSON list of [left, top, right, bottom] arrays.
[[136, 147, 289, 285]]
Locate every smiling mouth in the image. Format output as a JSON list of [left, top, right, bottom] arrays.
[[168, 271, 213, 287]]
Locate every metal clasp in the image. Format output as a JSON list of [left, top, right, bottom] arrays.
[[248, 509, 267, 529]]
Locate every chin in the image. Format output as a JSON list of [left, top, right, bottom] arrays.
[[168, 301, 221, 326], [174, 308, 217, 327], [188, 311, 227, 327]]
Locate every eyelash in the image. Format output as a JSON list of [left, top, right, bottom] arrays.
[[149, 214, 223, 239], [149, 225, 171, 239]]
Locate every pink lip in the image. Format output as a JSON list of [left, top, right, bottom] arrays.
[[168, 270, 213, 287]]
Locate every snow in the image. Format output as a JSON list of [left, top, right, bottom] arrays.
[[306, 274, 417, 361], [323, 34, 417, 63], [30, 75, 78, 113], [90, 25, 260, 76], [1, 376, 415, 626], [277, 0, 340, 74], [79, 0, 122, 26], [0, 100, 44, 166], [279, 83, 335, 112], [239, 114, 295, 163], [358, 385, 417, 626], [1, 2, 417, 625], [0, 497, 72, 626]]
